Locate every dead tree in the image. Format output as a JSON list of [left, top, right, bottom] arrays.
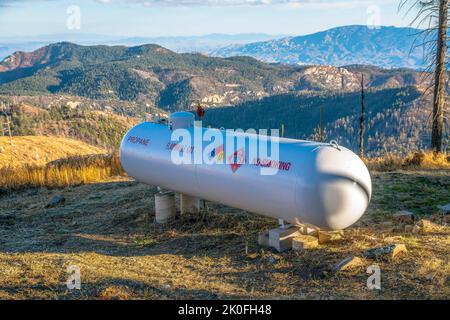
[[432, 0, 448, 152], [359, 73, 365, 159], [319, 106, 324, 143], [400, 0, 448, 153]]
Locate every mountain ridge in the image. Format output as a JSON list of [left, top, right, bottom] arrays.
[[0, 40, 444, 155], [211, 25, 427, 69], [0, 33, 285, 61], [0, 41, 427, 112]]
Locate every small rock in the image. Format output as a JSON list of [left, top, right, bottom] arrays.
[[393, 210, 415, 223], [317, 230, 344, 244], [438, 203, 450, 215], [268, 256, 277, 264], [46, 195, 65, 208], [292, 235, 318, 251], [392, 244, 408, 259], [425, 272, 435, 281], [332, 256, 364, 273], [364, 244, 407, 260]]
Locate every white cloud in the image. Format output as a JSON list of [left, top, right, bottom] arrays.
[[0, 0, 394, 8], [112, 0, 367, 6], [105, 0, 396, 8], [0, 0, 393, 9]]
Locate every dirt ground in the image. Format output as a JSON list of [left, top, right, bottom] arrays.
[[0, 170, 449, 300]]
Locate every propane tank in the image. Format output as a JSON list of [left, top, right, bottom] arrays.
[[120, 112, 372, 231]]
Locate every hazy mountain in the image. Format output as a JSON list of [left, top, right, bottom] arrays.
[[211, 26, 427, 69], [0, 33, 284, 60], [0, 34, 124, 60], [110, 33, 286, 53], [0, 42, 49, 62]]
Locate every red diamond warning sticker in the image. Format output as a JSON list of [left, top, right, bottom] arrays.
[[229, 148, 246, 173]]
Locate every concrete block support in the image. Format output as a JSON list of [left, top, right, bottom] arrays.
[[180, 194, 200, 214], [292, 235, 319, 252], [155, 191, 176, 223], [268, 226, 301, 252]]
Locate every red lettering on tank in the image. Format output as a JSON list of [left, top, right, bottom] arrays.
[[251, 157, 292, 171]]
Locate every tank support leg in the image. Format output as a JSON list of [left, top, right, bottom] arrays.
[[155, 190, 176, 223], [180, 194, 200, 215]]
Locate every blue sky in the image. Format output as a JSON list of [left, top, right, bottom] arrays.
[[0, 0, 414, 38]]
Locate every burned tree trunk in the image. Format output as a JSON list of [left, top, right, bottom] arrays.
[[359, 73, 365, 159], [431, 0, 448, 152]]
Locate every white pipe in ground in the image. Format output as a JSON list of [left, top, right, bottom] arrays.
[[155, 191, 176, 223]]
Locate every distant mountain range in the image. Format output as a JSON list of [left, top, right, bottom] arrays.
[[0, 33, 284, 61], [0, 39, 445, 155], [211, 26, 428, 69], [0, 42, 426, 112]]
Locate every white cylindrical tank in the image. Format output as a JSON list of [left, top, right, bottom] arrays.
[[120, 113, 372, 231]]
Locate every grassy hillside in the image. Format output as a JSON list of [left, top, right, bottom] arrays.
[[0, 43, 302, 110], [0, 136, 106, 167], [0, 103, 137, 149], [0, 136, 123, 191]]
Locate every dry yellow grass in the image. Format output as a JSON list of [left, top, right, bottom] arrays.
[[0, 154, 124, 191], [0, 136, 106, 167], [367, 151, 450, 171], [0, 171, 448, 300], [0, 136, 123, 191]]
